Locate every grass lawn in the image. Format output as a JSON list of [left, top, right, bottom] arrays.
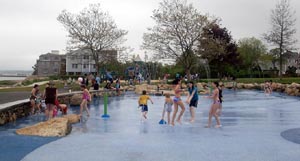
[[0, 80, 19, 86], [0, 82, 66, 92]]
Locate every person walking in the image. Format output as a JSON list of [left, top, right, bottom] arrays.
[[205, 81, 222, 128], [171, 79, 185, 126], [79, 84, 91, 117], [186, 81, 199, 123]]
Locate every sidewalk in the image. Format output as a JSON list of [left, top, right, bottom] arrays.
[[0, 88, 69, 104]]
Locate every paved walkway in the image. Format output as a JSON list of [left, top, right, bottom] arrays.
[[0, 89, 69, 104], [18, 90, 300, 161], [0, 91, 29, 104]]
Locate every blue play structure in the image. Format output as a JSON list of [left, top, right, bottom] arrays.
[[125, 61, 147, 82], [99, 68, 117, 83]]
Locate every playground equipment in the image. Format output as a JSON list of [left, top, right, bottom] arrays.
[[159, 119, 167, 124], [99, 67, 118, 83], [125, 55, 148, 81], [101, 92, 110, 118]]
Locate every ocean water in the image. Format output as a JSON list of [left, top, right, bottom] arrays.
[[0, 77, 26, 81]]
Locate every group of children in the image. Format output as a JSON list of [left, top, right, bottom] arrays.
[[30, 78, 223, 128], [138, 80, 223, 128], [29, 79, 115, 120], [30, 83, 68, 120]]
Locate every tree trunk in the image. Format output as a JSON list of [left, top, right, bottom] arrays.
[[248, 68, 251, 78], [279, 26, 284, 79], [96, 62, 101, 75], [279, 47, 283, 79], [272, 60, 276, 69]]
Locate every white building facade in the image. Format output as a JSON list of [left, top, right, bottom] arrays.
[[157, 58, 176, 66], [66, 49, 117, 75]]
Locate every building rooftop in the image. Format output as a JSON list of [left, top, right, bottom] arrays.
[[133, 54, 143, 62]]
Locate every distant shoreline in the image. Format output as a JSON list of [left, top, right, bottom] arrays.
[[0, 70, 32, 77], [0, 75, 28, 77], [0, 76, 26, 81]]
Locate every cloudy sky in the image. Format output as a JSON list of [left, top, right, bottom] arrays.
[[0, 0, 299, 70]]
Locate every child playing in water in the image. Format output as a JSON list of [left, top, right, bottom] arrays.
[[138, 90, 153, 120], [186, 81, 199, 123], [217, 84, 224, 116], [35, 89, 42, 114], [205, 81, 222, 128], [161, 93, 173, 124], [55, 99, 68, 115], [171, 79, 185, 126], [80, 84, 91, 117], [264, 81, 271, 95]]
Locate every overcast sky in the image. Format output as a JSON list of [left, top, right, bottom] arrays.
[[0, 0, 299, 70]]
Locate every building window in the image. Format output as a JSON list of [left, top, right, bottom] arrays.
[[43, 69, 48, 74], [72, 64, 78, 69], [83, 55, 89, 59], [55, 57, 59, 60], [54, 69, 58, 73], [83, 64, 88, 69], [93, 64, 96, 69]]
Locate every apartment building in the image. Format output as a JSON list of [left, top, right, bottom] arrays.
[[36, 50, 66, 76], [66, 49, 117, 75]]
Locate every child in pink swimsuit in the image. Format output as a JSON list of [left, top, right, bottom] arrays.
[[80, 84, 91, 117]]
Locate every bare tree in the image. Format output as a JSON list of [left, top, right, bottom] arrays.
[[142, 0, 209, 79], [57, 4, 128, 74], [263, 0, 297, 77]]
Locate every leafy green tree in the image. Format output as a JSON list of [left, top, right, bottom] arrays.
[[259, 52, 274, 71], [268, 48, 281, 69], [198, 22, 241, 78], [238, 37, 267, 76]]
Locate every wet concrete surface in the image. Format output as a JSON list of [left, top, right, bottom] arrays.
[[1, 90, 300, 161], [281, 128, 300, 144]]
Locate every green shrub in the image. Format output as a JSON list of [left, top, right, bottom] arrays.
[[0, 80, 17, 86]]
